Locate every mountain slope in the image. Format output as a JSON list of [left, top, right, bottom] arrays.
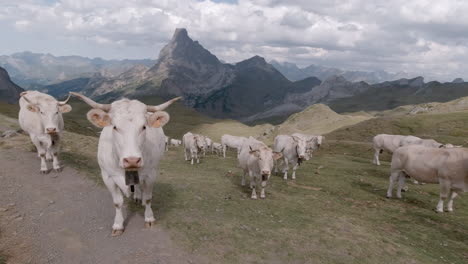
[[0, 67, 24, 104], [328, 77, 468, 113]]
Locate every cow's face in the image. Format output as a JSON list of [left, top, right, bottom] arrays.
[[194, 136, 205, 151], [292, 135, 308, 159], [87, 100, 169, 170], [250, 146, 282, 177], [26, 102, 72, 134]]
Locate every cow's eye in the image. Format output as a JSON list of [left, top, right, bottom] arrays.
[[40, 111, 44, 114], [113, 126, 118, 131], [56, 112, 59, 114], [142, 126, 146, 130]]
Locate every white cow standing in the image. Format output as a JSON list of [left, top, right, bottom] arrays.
[[292, 133, 323, 151], [183, 132, 205, 164], [238, 137, 282, 199], [70, 92, 180, 236], [387, 145, 468, 212], [18, 91, 72, 173], [204, 136, 213, 154], [212, 142, 223, 156], [221, 134, 247, 158], [274, 134, 312, 180], [372, 134, 448, 165]]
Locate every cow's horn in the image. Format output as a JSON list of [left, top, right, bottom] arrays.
[[147, 97, 182, 112], [70, 92, 111, 111], [58, 94, 71, 106], [20, 92, 33, 104]]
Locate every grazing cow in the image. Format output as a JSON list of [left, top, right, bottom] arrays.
[[221, 134, 247, 158], [387, 145, 468, 213], [373, 134, 449, 165], [70, 92, 180, 236], [18, 91, 72, 173], [212, 142, 223, 156], [274, 134, 312, 180], [183, 132, 205, 164], [170, 138, 182, 147], [238, 137, 282, 199]]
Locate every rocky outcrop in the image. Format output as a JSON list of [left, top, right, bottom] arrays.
[[0, 67, 24, 104]]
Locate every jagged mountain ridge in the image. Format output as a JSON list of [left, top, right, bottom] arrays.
[[0, 66, 24, 103], [0, 51, 155, 88], [270, 60, 409, 84]]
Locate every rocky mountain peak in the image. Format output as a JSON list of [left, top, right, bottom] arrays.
[[236, 56, 268, 68], [0, 66, 24, 103], [172, 28, 190, 43], [452, 78, 464, 83]]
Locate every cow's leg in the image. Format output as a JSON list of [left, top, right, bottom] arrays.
[[222, 145, 226, 158], [373, 148, 382, 165], [184, 148, 189, 161], [260, 175, 267, 199], [386, 171, 400, 198], [291, 160, 299, 180], [50, 136, 62, 172], [102, 172, 125, 236], [447, 191, 458, 212], [142, 175, 156, 227], [436, 180, 451, 213], [396, 172, 406, 199], [282, 158, 289, 180], [196, 151, 200, 164], [250, 172, 257, 199], [190, 150, 194, 165], [241, 169, 247, 186], [31, 136, 49, 174]]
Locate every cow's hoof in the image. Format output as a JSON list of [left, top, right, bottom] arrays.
[[111, 229, 124, 237], [40, 169, 49, 174], [144, 221, 155, 228], [260, 195, 265, 199], [435, 210, 444, 213], [251, 196, 257, 200], [386, 195, 391, 199], [53, 167, 63, 173]]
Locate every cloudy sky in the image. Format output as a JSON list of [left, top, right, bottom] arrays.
[[0, 0, 467, 81]]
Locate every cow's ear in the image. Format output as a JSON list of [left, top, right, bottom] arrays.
[[59, 104, 72, 113], [272, 152, 283, 161], [148, 111, 170, 128], [292, 136, 300, 142], [87, 109, 111, 128], [27, 104, 39, 112]]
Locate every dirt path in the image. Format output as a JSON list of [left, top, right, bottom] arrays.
[[0, 147, 194, 264]]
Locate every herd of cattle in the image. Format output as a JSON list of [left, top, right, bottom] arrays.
[[14, 91, 467, 236]]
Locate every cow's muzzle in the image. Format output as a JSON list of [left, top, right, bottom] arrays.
[[123, 157, 142, 169], [46, 127, 57, 134]]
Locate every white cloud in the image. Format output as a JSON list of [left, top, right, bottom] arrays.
[[1, 0, 468, 80]]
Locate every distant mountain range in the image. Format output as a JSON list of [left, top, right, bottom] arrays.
[[6, 28, 468, 123], [0, 52, 155, 88], [0, 66, 24, 104], [270, 60, 409, 84]]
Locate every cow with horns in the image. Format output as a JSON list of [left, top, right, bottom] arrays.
[[70, 92, 180, 236], [18, 91, 72, 173]]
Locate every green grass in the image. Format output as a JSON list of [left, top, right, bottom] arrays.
[[1, 103, 467, 263], [0, 255, 6, 264]]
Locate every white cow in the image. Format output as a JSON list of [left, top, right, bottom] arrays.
[[221, 134, 247, 158], [70, 92, 180, 236], [18, 91, 72, 173], [204, 136, 213, 154], [238, 137, 282, 199], [274, 134, 312, 180], [212, 142, 223, 156], [387, 145, 468, 213], [170, 138, 182, 147], [373, 134, 448, 165], [183, 132, 205, 164], [292, 133, 323, 150]]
